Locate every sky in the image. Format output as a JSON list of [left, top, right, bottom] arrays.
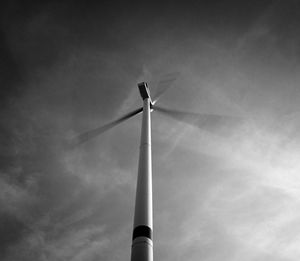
[[1, 1, 300, 260]]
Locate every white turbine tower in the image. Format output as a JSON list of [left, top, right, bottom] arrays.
[[69, 80, 242, 261], [131, 82, 153, 261]]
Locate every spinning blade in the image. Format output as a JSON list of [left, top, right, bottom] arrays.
[[67, 107, 143, 148], [153, 105, 243, 135], [152, 72, 179, 104]]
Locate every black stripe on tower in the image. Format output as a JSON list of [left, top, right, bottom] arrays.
[[132, 225, 153, 240]]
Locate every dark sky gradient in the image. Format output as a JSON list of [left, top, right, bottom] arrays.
[[1, 1, 300, 260]]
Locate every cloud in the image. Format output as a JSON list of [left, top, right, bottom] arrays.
[[1, 1, 300, 261]]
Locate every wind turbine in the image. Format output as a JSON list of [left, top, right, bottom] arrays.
[[69, 80, 242, 261]]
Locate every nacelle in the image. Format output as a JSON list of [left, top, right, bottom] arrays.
[[138, 82, 152, 103]]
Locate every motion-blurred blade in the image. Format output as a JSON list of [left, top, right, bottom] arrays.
[[153, 105, 243, 134], [152, 72, 179, 104], [67, 107, 143, 147]]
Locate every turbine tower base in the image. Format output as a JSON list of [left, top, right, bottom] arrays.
[[131, 237, 153, 261]]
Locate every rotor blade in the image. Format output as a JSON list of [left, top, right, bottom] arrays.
[[152, 72, 179, 104], [67, 107, 143, 147], [153, 105, 244, 135]]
